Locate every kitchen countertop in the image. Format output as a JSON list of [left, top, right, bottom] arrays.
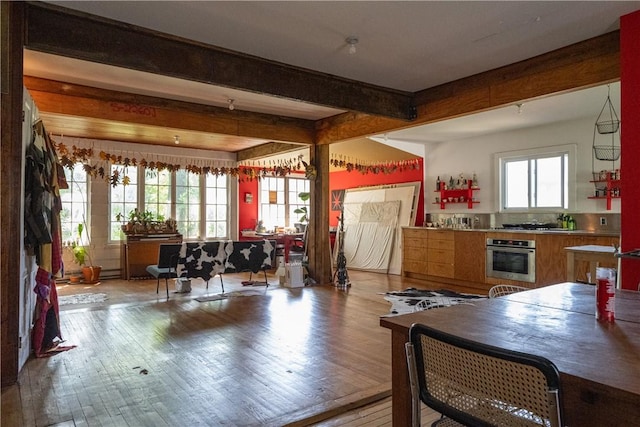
[[403, 226, 619, 237]]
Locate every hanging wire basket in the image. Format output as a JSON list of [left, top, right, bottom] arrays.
[[596, 120, 620, 134], [593, 145, 621, 161], [595, 89, 620, 135]]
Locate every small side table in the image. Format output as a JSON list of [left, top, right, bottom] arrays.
[[565, 245, 616, 284]]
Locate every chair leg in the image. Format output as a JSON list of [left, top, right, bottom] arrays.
[[405, 342, 421, 427], [156, 278, 160, 294], [165, 277, 169, 299], [263, 269, 269, 287], [219, 274, 224, 294]]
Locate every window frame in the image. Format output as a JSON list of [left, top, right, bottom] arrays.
[[495, 144, 576, 213]]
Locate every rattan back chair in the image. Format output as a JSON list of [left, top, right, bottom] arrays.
[[488, 284, 529, 298], [405, 323, 563, 427]]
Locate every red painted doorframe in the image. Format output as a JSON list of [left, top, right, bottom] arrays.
[[620, 9, 640, 290]]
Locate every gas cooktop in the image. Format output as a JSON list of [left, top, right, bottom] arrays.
[[499, 223, 559, 230]]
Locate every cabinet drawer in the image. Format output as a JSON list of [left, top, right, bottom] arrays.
[[404, 249, 427, 262], [404, 237, 426, 249], [404, 228, 428, 239], [403, 260, 428, 274], [428, 262, 454, 278], [427, 239, 454, 251], [428, 248, 453, 264], [427, 230, 454, 241]]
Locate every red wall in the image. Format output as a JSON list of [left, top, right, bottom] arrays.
[[237, 160, 425, 233], [238, 176, 259, 232], [620, 9, 640, 290], [237, 169, 308, 233], [328, 158, 425, 228]]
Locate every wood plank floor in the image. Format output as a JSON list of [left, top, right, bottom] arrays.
[[1, 271, 456, 426]]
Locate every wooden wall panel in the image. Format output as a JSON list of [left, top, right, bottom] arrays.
[[1, 1, 24, 387], [454, 231, 486, 283]]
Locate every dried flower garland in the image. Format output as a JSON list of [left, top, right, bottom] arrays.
[[330, 154, 420, 175], [55, 142, 312, 186], [54, 141, 419, 188]]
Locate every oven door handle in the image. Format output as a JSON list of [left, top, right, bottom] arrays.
[[487, 246, 535, 253]]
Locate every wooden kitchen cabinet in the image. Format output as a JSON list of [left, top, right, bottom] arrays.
[[121, 234, 183, 279], [454, 231, 486, 283], [427, 229, 454, 278], [536, 233, 618, 286], [402, 228, 428, 275]]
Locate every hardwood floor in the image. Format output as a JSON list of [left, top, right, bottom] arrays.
[[1, 271, 450, 426]]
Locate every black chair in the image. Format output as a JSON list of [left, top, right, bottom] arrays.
[[405, 323, 563, 427], [146, 243, 183, 298]]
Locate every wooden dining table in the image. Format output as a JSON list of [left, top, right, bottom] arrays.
[[380, 282, 640, 427]]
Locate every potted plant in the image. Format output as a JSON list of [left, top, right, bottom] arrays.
[[293, 192, 310, 232], [116, 212, 130, 233], [68, 223, 101, 284]]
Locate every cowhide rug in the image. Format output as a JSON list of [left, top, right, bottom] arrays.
[[58, 293, 108, 306], [195, 289, 265, 302], [382, 288, 486, 316]]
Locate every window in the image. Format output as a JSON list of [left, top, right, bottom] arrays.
[[109, 165, 138, 241], [59, 163, 89, 243], [109, 166, 229, 241], [499, 147, 572, 211], [259, 176, 310, 229], [205, 174, 228, 238], [175, 170, 201, 239]]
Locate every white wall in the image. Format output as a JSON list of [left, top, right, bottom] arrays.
[[425, 116, 620, 214]]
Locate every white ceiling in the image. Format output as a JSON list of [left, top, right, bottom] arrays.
[[29, 1, 637, 144], [381, 82, 621, 144]]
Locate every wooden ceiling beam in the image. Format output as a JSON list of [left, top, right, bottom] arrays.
[[237, 142, 309, 162], [24, 2, 415, 121], [315, 31, 620, 145], [24, 76, 315, 146]]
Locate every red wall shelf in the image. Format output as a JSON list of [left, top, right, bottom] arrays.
[[588, 171, 621, 210], [434, 181, 479, 209]]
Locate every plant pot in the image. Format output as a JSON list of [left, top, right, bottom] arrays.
[[69, 275, 82, 284], [82, 266, 102, 284]]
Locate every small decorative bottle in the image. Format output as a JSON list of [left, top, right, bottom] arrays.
[[436, 176, 441, 191], [472, 173, 479, 188]]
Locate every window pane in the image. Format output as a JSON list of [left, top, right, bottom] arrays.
[[109, 165, 138, 241], [535, 157, 562, 207], [175, 170, 200, 238], [260, 177, 285, 229], [504, 160, 528, 208], [205, 174, 228, 239], [60, 163, 88, 243], [144, 169, 171, 221], [289, 177, 310, 225]]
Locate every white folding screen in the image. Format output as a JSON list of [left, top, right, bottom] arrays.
[[341, 182, 419, 274]]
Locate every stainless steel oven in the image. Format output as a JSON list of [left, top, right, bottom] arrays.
[[486, 238, 536, 283]]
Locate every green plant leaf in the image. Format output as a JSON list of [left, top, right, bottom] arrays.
[[298, 192, 310, 202]]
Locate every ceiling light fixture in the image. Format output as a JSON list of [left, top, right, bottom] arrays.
[[174, 135, 180, 145], [516, 103, 524, 114], [228, 98, 235, 111], [346, 36, 358, 55]]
